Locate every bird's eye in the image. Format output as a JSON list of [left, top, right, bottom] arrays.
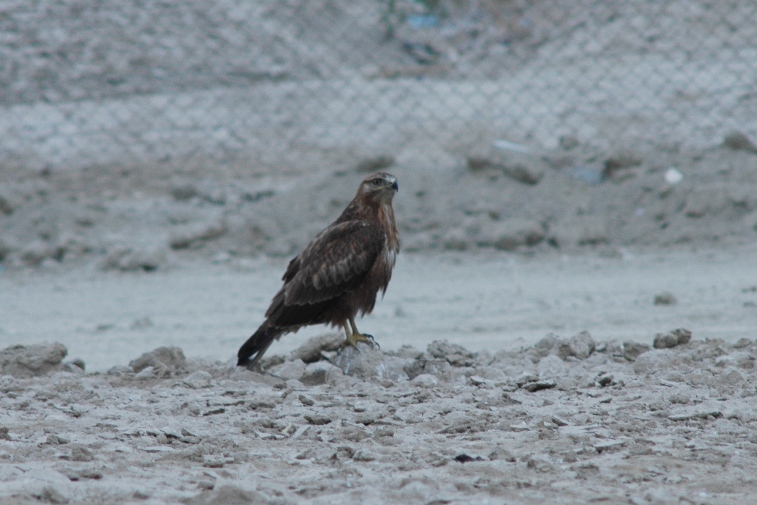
[[371, 179, 382, 186]]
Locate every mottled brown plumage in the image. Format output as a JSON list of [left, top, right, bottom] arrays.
[[237, 172, 400, 367]]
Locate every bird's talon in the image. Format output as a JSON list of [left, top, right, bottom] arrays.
[[363, 334, 380, 350], [342, 331, 379, 351]]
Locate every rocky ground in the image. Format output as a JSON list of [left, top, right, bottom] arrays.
[[2, 330, 757, 504], [3, 2, 757, 503]]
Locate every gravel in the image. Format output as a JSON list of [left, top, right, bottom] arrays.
[[2, 333, 757, 504]]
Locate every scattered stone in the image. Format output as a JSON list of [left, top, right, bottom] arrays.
[[0, 427, 10, 440], [515, 373, 539, 387], [653, 292, 677, 305], [595, 374, 615, 387], [169, 220, 227, 249], [66, 358, 86, 372], [395, 345, 424, 360], [568, 165, 605, 185], [653, 332, 679, 349], [298, 394, 315, 406], [603, 151, 643, 180], [0, 342, 68, 377], [300, 361, 341, 386], [468, 375, 486, 386], [290, 333, 343, 363], [736, 338, 756, 351], [668, 404, 722, 421], [467, 150, 546, 185], [484, 149, 547, 186], [488, 447, 517, 462], [476, 218, 545, 251], [331, 343, 406, 380], [106, 365, 132, 376], [65, 469, 103, 481], [404, 356, 452, 381], [185, 484, 268, 505], [441, 228, 470, 251], [671, 328, 692, 345], [623, 341, 651, 361], [248, 399, 276, 410], [552, 216, 610, 247], [0, 332, 751, 501], [551, 416, 569, 427], [715, 352, 754, 369], [533, 333, 559, 357], [521, 379, 557, 392], [454, 453, 484, 463], [197, 481, 215, 491], [129, 346, 187, 375], [502, 160, 546, 185], [353, 449, 376, 461], [46, 434, 69, 445], [135, 366, 156, 380], [304, 414, 332, 425], [68, 446, 95, 462], [718, 367, 746, 388], [723, 130, 757, 153], [527, 454, 554, 472], [594, 439, 628, 453], [664, 167, 684, 185], [555, 331, 596, 360], [653, 328, 692, 349], [183, 370, 213, 389], [537, 355, 566, 379], [39, 486, 69, 504], [101, 246, 166, 272], [633, 349, 676, 375], [270, 359, 307, 380], [411, 374, 439, 387], [427, 340, 475, 367]]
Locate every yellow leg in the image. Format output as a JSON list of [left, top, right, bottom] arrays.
[[341, 317, 377, 349]]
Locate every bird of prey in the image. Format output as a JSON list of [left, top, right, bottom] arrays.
[[237, 171, 400, 368]]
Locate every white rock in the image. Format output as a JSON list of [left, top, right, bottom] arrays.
[[183, 370, 213, 389], [664, 167, 683, 185], [411, 374, 438, 388], [269, 359, 306, 381]]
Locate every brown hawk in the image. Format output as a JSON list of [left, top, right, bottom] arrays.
[[237, 171, 400, 367]]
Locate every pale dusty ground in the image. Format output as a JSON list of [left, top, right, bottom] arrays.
[[2, 1, 757, 503], [2, 246, 757, 504]]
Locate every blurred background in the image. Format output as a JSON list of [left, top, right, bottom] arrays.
[[1, 0, 757, 270]]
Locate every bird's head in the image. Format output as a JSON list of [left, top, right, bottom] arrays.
[[357, 172, 399, 204]]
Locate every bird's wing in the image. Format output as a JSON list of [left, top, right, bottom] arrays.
[[283, 220, 386, 305]]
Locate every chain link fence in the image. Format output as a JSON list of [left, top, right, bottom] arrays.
[[1, 0, 756, 172]]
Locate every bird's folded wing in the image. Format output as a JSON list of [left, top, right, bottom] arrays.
[[284, 221, 385, 305]]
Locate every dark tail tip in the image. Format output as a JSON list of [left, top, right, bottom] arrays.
[[237, 325, 279, 368]]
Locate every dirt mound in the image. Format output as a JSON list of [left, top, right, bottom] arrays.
[[0, 342, 83, 378]]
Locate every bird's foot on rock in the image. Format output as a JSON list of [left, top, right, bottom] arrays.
[[342, 332, 379, 351]]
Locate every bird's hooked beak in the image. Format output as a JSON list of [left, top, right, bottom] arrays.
[[390, 179, 399, 192]]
